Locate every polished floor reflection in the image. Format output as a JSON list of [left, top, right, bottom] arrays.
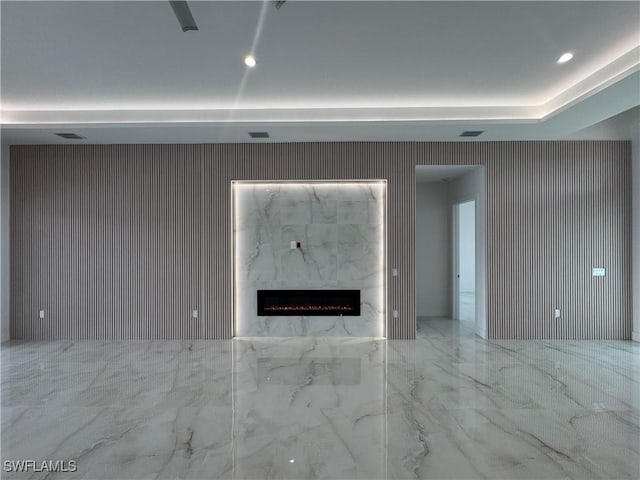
[[1, 318, 639, 479]]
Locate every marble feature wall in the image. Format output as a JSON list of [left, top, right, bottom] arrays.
[[233, 182, 385, 337]]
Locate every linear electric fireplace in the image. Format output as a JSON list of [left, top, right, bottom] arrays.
[[257, 290, 361, 316]]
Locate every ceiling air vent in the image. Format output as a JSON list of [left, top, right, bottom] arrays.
[[249, 131, 270, 138], [459, 130, 484, 137], [55, 133, 85, 140]]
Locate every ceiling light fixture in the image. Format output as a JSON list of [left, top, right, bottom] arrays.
[[557, 52, 574, 64], [244, 55, 257, 68], [169, 1, 198, 32]]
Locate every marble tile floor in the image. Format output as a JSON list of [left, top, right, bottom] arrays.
[[1, 318, 638, 480], [458, 291, 475, 323]]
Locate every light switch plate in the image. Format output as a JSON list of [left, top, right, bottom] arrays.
[[290, 241, 297, 250], [592, 267, 606, 277], [39, 310, 45, 319], [192, 309, 198, 319]]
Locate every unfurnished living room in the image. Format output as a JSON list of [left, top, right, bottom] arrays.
[[0, 1, 639, 479]]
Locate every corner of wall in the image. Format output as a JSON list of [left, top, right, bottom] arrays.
[[1, 143, 10, 343], [632, 116, 640, 343]]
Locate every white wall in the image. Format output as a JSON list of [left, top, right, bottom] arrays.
[[1, 143, 9, 343], [568, 107, 640, 140], [449, 168, 487, 338], [632, 114, 640, 342], [415, 181, 451, 317]]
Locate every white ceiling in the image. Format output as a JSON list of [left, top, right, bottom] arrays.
[[1, 0, 639, 144]]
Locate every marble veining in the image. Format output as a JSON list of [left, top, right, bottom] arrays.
[[1, 318, 639, 479], [234, 182, 385, 337]]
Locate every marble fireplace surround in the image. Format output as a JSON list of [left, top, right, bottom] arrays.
[[232, 181, 386, 337]]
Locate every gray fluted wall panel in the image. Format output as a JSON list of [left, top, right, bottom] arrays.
[[9, 141, 630, 340], [417, 141, 631, 339], [10, 145, 201, 339]]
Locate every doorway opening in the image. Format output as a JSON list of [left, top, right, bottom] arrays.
[[415, 165, 486, 339], [453, 200, 476, 325]]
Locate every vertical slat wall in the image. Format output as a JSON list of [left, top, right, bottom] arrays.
[[10, 145, 202, 339], [417, 141, 632, 339], [200, 142, 416, 339], [9, 141, 631, 340]]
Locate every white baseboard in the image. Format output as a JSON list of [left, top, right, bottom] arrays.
[[632, 331, 640, 343]]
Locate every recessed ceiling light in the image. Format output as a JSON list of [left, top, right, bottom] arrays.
[[244, 55, 256, 67], [557, 52, 573, 64]]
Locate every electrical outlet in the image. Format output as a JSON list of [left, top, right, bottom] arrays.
[[554, 309, 561, 319], [393, 310, 399, 318], [192, 309, 198, 319], [392, 268, 398, 277], [38, 310, 45, 319]]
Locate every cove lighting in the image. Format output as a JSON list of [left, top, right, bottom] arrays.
[[557, 52, 574, 64], [244, 55, 257, 67]]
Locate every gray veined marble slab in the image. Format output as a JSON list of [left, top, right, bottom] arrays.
[[234, 182, 386, 337], [1, 318, 639, 479], [280, 224, 338, 282]]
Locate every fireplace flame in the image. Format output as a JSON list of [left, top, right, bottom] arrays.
[[264, 305, 354, 312]]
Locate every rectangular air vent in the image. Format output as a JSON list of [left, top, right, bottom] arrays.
[[249, 131, 270, 138], [459, 130, 484, 137], [55, 133, 85, 139]]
